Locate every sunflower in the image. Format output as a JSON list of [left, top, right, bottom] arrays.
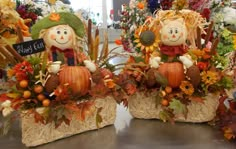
[[134, 25, 160, 54], [180, 81, 194, 95], [201, 71, 218, 85]]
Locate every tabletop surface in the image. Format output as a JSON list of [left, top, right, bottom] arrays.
[[0, 105, 236, 149]]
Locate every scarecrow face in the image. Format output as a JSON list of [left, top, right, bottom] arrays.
[[45, 25, 74, 50], [160, 18, 187, 46]]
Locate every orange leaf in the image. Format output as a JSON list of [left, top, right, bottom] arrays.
[[189, 96, 204, 103], [223, 127, 235, 140], [49, 13, 60, 22]]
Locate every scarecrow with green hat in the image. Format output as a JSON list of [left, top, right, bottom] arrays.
[[31, 12, 85, 66]]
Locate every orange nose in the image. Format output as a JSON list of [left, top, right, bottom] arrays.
[[60, 36, 64, 39], [172, 34, 176, 38]]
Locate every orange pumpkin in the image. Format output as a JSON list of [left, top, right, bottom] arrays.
[[59, 66, 91, 96], [158, 62, 184, 88]]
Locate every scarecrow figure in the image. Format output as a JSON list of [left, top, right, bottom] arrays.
[[31, 12, 85, 66]]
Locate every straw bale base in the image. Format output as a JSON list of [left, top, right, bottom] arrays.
[[129, 92, 219, 123], [21, 96, 116, 147]]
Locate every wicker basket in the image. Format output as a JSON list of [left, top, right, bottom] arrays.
[[128, 92, 220, 123], [21, 96, 116, 147]]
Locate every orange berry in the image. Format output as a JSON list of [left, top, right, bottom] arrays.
[[161, 99, 169, 106], [42, 99, 50, 107], [34, 85, 43, 94], [37, 94, 45, 101], [165, 86, 172, 93], [23, 90, 31, 99], [19, 80, 28, 88]]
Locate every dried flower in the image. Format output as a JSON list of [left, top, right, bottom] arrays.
[[201, 71, 218, 85], [180, 81, 194, 95]]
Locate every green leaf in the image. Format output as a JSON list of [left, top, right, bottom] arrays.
[[134, 56, 144, 63], [96, 107, 103, 128], [169, 98, 187, 117], [159, 110, 174, 123], [154, 72, 168, 87], [155, 91, 162, 108], [0, 115, 12, 136]]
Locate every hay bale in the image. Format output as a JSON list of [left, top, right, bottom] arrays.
[[21, 96, 116, 147], [129, 92, 219, 123]]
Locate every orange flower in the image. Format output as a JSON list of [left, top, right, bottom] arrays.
[[180, 81, 194, 96], [49, 13, 60, 22], [137, 2, 145, 9], [201, 71, 218, 85]]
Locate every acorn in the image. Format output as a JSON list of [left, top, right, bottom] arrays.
[[44, 74, 60, 93], [146, 68, 157, 88], [186, 65, 201, 88]]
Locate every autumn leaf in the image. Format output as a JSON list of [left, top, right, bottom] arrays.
[[159, 109, 174, 124], [77, 101, 95, 121], [223, 127, 236, 140], [154, 71, 168, 87], [169, 98, 187, 117], [189, 96, 204, 103], [33, 110, 45, 124], [96, 107, 103, 128], [89, 84, 109, 98], [125, 83, 137, 95], [0, 94, 11, 102], [6, 93, 20, 99]]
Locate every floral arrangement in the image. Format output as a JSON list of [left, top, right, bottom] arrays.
[[116, 0, 235, 124], [210, 0, 236, 56], [16, 0, 73, 27], [118, 0, 151, 52], [0, 15, 121, 136], [0, 0, 30, 45]]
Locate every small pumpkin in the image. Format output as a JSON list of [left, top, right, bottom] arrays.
[[158, 62, 184, 88], [59, 66, 91, 96]]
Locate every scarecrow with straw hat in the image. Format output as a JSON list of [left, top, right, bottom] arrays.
[[31, 12, 85, 66]]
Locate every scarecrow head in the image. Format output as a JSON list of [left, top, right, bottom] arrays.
[[31, 12, 85, 65]]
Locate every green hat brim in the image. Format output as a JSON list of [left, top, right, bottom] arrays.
[[31, 12, 85, 39]]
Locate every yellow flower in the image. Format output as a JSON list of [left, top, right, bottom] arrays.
[[180, 81, 194, 95], [201, 71, 218, 85], [134, 25, 160, 54]]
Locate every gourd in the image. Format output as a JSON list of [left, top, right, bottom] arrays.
[[59, 66, 91, 96]]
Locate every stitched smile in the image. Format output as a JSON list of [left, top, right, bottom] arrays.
[[55, 39, 69, 44]]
